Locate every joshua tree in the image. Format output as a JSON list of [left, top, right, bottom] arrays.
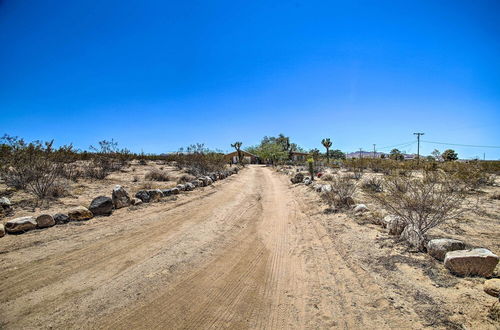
[[231, 142, 243, 163], [321, 138, 332, 163]]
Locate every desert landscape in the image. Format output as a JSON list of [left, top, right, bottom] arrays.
[[1, 1, 499, 329], [0, 136, 499, 329]]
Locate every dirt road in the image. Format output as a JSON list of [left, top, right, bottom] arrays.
[[0, 166, 480, 329]]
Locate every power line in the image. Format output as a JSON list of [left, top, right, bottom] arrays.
[[422, 140, 500, 149], [377, 141, 415, 150]]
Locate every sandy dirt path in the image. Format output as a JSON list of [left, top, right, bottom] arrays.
[[1, 166, 423, 329]]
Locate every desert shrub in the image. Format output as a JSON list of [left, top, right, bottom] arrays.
[[321, 175, 357, 210], [172, 144, 226, 176], [47, 180, 70, 198], [321, 173, 335, 181], [440, 162, 495, 190], [177, 174, 196, 184], [0, 136, 67, 200], [139, 159, 147, 165], [85, 140, 127, 180], [145, 169, 170, 182], [361, 177, 383, 193], [348, 170, 363, 181], [369, 172, 470, 250]]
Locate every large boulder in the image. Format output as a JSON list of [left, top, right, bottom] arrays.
[[312, 183, 322, 192], [68, 206, 93, 221], [112, 185, 131, 209], [89, 196, 113, 216], [0, 224, 5, 238], [190, 180, 200, 188], [36, 214, 55, 228], [209, 173, 217, 182], [205, 176, 213, 185], [53, 213, 70, 225], [427, 239, 465, 261], [291, 173, 305, 184], [147, 189, 163, 202], [484, 279, 500, 298], [384, 215, 406, 235], [135, 190, 150, 203], [171, 187, 180, 195], [5, 216, 37, 233], [444, 248, 499, 277], [176, 184, 186, 191]]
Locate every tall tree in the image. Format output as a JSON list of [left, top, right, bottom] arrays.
[[321, 138, 332, 163], [231, 142, 243, 163]]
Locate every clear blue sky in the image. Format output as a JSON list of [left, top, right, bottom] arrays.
[[1, 0, 499, 159]]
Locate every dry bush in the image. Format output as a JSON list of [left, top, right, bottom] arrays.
[[85, 140, 128, 180], [173, 144, 226, 176], [369, 172, 470, 250], [145, 169, 170, 182], [361, 177, 383, 193], [321, 173, 335, 181], [0, 136, 67, 200], [348, 170, 363, 181], [177, 174, 195, 184], [490, 192, 500, 200], [321, 175, 357, 210]]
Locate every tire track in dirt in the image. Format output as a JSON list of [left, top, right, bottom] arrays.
[[1, 166, 420, 329]]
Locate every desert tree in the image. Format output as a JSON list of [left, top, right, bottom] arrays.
[[389, 148, 404, 161], [442, 149, 458, 162], [321, 138, 332, 163], [231, 141, 243, 163]]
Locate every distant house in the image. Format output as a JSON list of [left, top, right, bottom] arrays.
[[346, 151, 387, 159], [225, 150, 260, 164], [290, 151, 309, 162]]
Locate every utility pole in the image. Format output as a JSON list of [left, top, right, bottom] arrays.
[[373, 144, 376, 159], [483, 153, 486, 161], [413, 132, 424, 163], [359, 148, 363, 159]]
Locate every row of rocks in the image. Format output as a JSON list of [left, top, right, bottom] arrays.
[[0, 169, 239, 237], [287, 169, 499, 285], [380, 215, 500, 278]]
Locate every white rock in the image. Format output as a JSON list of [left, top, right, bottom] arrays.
[[5, 216, 37, 233], [427, 239, 465, 261], [444, 248, 499, 277]]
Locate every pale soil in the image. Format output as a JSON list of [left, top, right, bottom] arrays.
[[0, 165, 498, 329]]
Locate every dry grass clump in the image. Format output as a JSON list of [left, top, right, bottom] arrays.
[[321, 176, 357, 210], [361, 177, 383, 193], [177, 174, 196, 183], [321, 173, 335, 181], [145, 169, 171, 182], [369, 171, 471, 251]]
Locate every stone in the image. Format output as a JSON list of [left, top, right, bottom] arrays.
[[444, 248, 499, 277], [89, 196, 113, 216], [0, 196, 11, 208], [176, 184, 186, 191], [5, 216, 37, 233], [135, 190, 150, 203], [384, 215, 406, 235], [484, 279, 500, 298], [353, 204, 369, 213], [36, 214, 55, 228], [291, 173, 305, 184], [162, 189, 172, 196], [131, 198, 143, 206], [191, 180, 200, 187], [321, 184, 332, 193], [304, 178, 312, 185], [53, 213, 70, 225], [147, 189, 163, 202], [68, 206, 93, 221], [171, 187, 180, 195], [185, 182, 195, 191], [427, 239, 466, 261], [112, 185, 130, 209], [205, 177, 213, 185], [0, 224, 4, 237], [312, 183, 322, 192], [209, 173, 217, 182]]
